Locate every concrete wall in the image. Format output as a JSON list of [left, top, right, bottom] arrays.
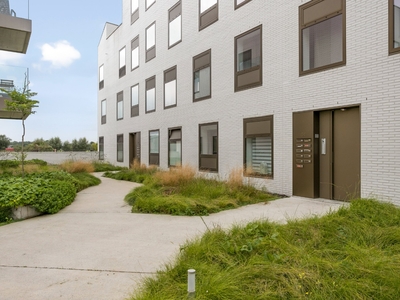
[[0, 152, 99, 165]]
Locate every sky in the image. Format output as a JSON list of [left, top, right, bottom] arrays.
[[0, 0, 122, 143]]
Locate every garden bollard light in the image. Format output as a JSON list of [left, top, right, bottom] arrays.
[[188, 269, 196, 298]]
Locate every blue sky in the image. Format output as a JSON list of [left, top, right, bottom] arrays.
[[0, 0, 122, 142]]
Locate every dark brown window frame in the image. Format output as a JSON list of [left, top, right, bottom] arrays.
[[131, 35, 139, 71], [243, 115, 274, 179], [168, 127, 182, 167], [116, 91, 124, 121], [168, 1, 182, 49], [101, 99, 106, 125], [99, 136, 104, 160], [149, 129, 160, 166], [235, 0, 252, 10], [131, 0, 139, 24], [131, 83, 139, 117], [199, 122, 218, 172], [99, 65, 104, 90], [145, 76, 156, 114], [299, 0, 346, 76], [389, 0, 400, 54], [199, 0, 218, 31], [146, 0, 156, 11], [164, 66, 177, 109], [117, 134, 124, 162], [119, 46, 126, 78], [193, 49, 211, 102], [145, 22, 156, 62], [234, 25, 262, 92]]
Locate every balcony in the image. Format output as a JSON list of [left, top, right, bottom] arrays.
[[0, 0, 31, 53]]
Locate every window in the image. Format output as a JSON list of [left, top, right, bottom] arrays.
[[131, 84, 139, 117], [164, 66, 177, 108], [235, 25, 262, 91], [131, 35, 139, 70], [131, 0, 139, 24], [117, 134, 124, 162], [101, 99, 106, 124], [146, 76, 156, 113], [119, 47, 126, 78], [146, 22, 156, 62], [99, 65, 104, 90], [390, 0, 400, 54], [117, 91, 123, 120], [199, 122, 218, 171], [199, 0, 218, 31], [235, 0, 251, 9], [299, 0, 345, 75], [146, 0, 155, 10], [169, 2, 182, 48], [193, 49, 211, 101], [149, 130, 159, 165], [99, 137, 104, 160], [168, 128, 182, 167], [243, 116, 273, 178]]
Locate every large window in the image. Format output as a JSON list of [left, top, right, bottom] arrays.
[[199, 0, 218, 31], [101, 99, 106, 124], [168, 128, 182, 167], [99, 137, 104, 160], [117, 91, 123, 120], [299, 0, 345, 75], [243, 116, 273, 178], [131, 35, 139, 70], [149, 130, 159, 166], [117, 134, 124, 162], [235, 25, 262, 92], [119, 47, 126, 78], [146, 22, 156, 62], [131, 84, 139, 117], [199, 122, 218, 171], [169, 2, 182, 48], [235, 0, 251, 9], [145, 76, 156, 113], [146, 0, 155, 10], [390, 0, 400, 54], [131, 0, 139, 24], [164, 66, 177, 108], [99, 65, 104, 90], [193, 49, 211, 101]]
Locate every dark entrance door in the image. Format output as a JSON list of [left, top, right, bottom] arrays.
[[129, 132, 141, 166]]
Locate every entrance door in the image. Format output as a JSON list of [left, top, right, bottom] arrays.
[[129, 132, 141, 166], [319, 107, 360, 200]]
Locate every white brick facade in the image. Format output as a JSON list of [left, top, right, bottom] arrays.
[[98, 0, 400, 204]]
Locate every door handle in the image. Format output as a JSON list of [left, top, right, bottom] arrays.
[[321, 138, 326, 155]]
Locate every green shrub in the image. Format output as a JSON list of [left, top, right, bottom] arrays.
[[92, 161, 126, 172], [0, 160, 19, 169], [26, 159, 47, 166], [71, 172, 101, 192]]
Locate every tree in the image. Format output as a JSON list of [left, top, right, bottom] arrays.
[[62, 140, 72, 151], [1, 76, 39, 175], [0, 134, 11, 150], [71, 139, 79, 151], [26, 138, 53, 152], [48, 137, 62, 151], [78, 137, 90, 151]]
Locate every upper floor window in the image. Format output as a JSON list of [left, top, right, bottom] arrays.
[[101, 99, 106, 125], [146, 22, 156, 62], [193, 49, 211, 101], [389, 0, 400, 54], [164, 66, 177, 109], [235, 25, 262, 92], [299, 0, 346, 75], [146, 0, 155, 10], [119, 47, 126, 78], [235, 0, 251, 9], [131, 84, 139, 117], [199, 122, 218, 172], [131, 0, 139, 24], [169, 127, 182, 167], [146, 76, 156, 113], [99, 137, 104, 160], [99, 65, 104, 90], [199, 0, 218, 31], [169, 2, 182, 48], [131, 35, 139, 70], [117, 91, 124, 120], [117, 134, 124, 162], [149, 130, 160, 166]]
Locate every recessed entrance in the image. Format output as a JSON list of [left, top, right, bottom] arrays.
[[129, 132, 141, 166]]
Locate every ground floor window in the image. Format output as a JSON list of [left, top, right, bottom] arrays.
[[117, 134, 124, 162], [199, 122, 218, 171], [168, 128, 181, 167], [99, 137, 104, 160], [149, 130, 160, 165]]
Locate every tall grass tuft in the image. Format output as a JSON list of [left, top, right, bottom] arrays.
[[227, 167, 244, 189], [154, 164, 196, 187], [59, 160, 95, 173]]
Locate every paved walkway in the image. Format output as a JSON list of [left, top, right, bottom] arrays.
[[0, 173, 345, 300]]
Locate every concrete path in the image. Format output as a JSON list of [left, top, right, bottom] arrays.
[[0, 173, 345, 300]]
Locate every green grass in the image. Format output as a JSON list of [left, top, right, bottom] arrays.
[[70, 172, 101, 192], [92, 161, 127, 172], [131, 199, 400, 299]]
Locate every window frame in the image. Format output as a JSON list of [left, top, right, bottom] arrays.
[[164, 66, 177, 109], [101, 99, 106, 125], [146, 0, 156, 10], [99, 137, 104, 160], [131, 35, 139, 71], [199, 122, 218, 172], [99, 65, 104, 90], [145, 22, 156, 62], [235, 0, 252, 10], [168, 1, 182, 48], [119, 46, 126, 78], [243, 115, 274, 178], [193, 49, 211, 102], [145, 76, 156, 113], [168, 127, 182, 167], [389, 0, 400, 54], [299, 0, 346, 76], [149, 129, 160, 166], [199, 0, 218, 31], [234, 25, 262, 92], [131, 83, 139, 117], [117, 134, 124, 162], [116, 91, 124, 121], [131, 0, 139, 24]]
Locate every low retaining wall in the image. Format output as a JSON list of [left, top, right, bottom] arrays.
[[12, 206, 42, 220], [1, 152, 100, 165]]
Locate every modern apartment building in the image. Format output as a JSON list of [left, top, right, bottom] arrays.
[[98, 0, 400, 204]]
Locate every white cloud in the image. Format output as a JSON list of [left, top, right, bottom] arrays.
[[40, 41, 81, 68], [0, 51, 24, 65]]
